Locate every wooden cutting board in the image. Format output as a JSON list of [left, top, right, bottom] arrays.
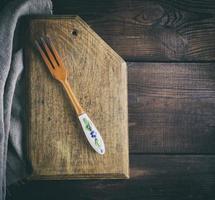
[[25, 16, 129, 179]]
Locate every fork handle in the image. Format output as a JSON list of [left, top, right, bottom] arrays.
[[61, 80, 84, 116], [62, 80, 105, 155]]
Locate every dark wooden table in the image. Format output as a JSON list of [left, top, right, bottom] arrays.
[[7, 0, 215, 199]]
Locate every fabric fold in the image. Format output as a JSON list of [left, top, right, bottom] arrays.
[[0, 0, 52, 199]]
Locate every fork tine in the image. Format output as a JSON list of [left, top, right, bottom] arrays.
[[35, 40, 55, 74], [46, 37, 63, 66], [40, 37, 58, 68]]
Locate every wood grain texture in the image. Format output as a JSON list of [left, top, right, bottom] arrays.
[[25, 16, 129, 179], [52, 0, 215, 61], [8, 155, 215, 200], [128, 62, 215, 153], [3, 0, 215, 199]]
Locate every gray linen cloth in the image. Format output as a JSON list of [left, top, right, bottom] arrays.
[[0, 0, 52, 199]]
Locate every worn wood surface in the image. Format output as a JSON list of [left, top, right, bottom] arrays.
[[128, 63, 215, 153], [6, 0, 215, 199], [52, 0, 215, 61], [26, 16, 128, 179], [8, 155, 215, 200]]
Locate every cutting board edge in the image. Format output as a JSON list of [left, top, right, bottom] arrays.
[[28, 171, 129, 180]]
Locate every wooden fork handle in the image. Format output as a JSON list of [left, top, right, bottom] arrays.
[[61, 80, 84, 116]]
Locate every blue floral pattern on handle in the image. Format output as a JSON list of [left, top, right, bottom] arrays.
[[82, 117, 104, 154]]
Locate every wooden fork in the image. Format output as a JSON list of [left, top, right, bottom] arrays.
[[35, 37, 105, 155]]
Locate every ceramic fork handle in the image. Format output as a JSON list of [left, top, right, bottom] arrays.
[[62, 80, 105, 155], [79, 113, 105, 155]]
